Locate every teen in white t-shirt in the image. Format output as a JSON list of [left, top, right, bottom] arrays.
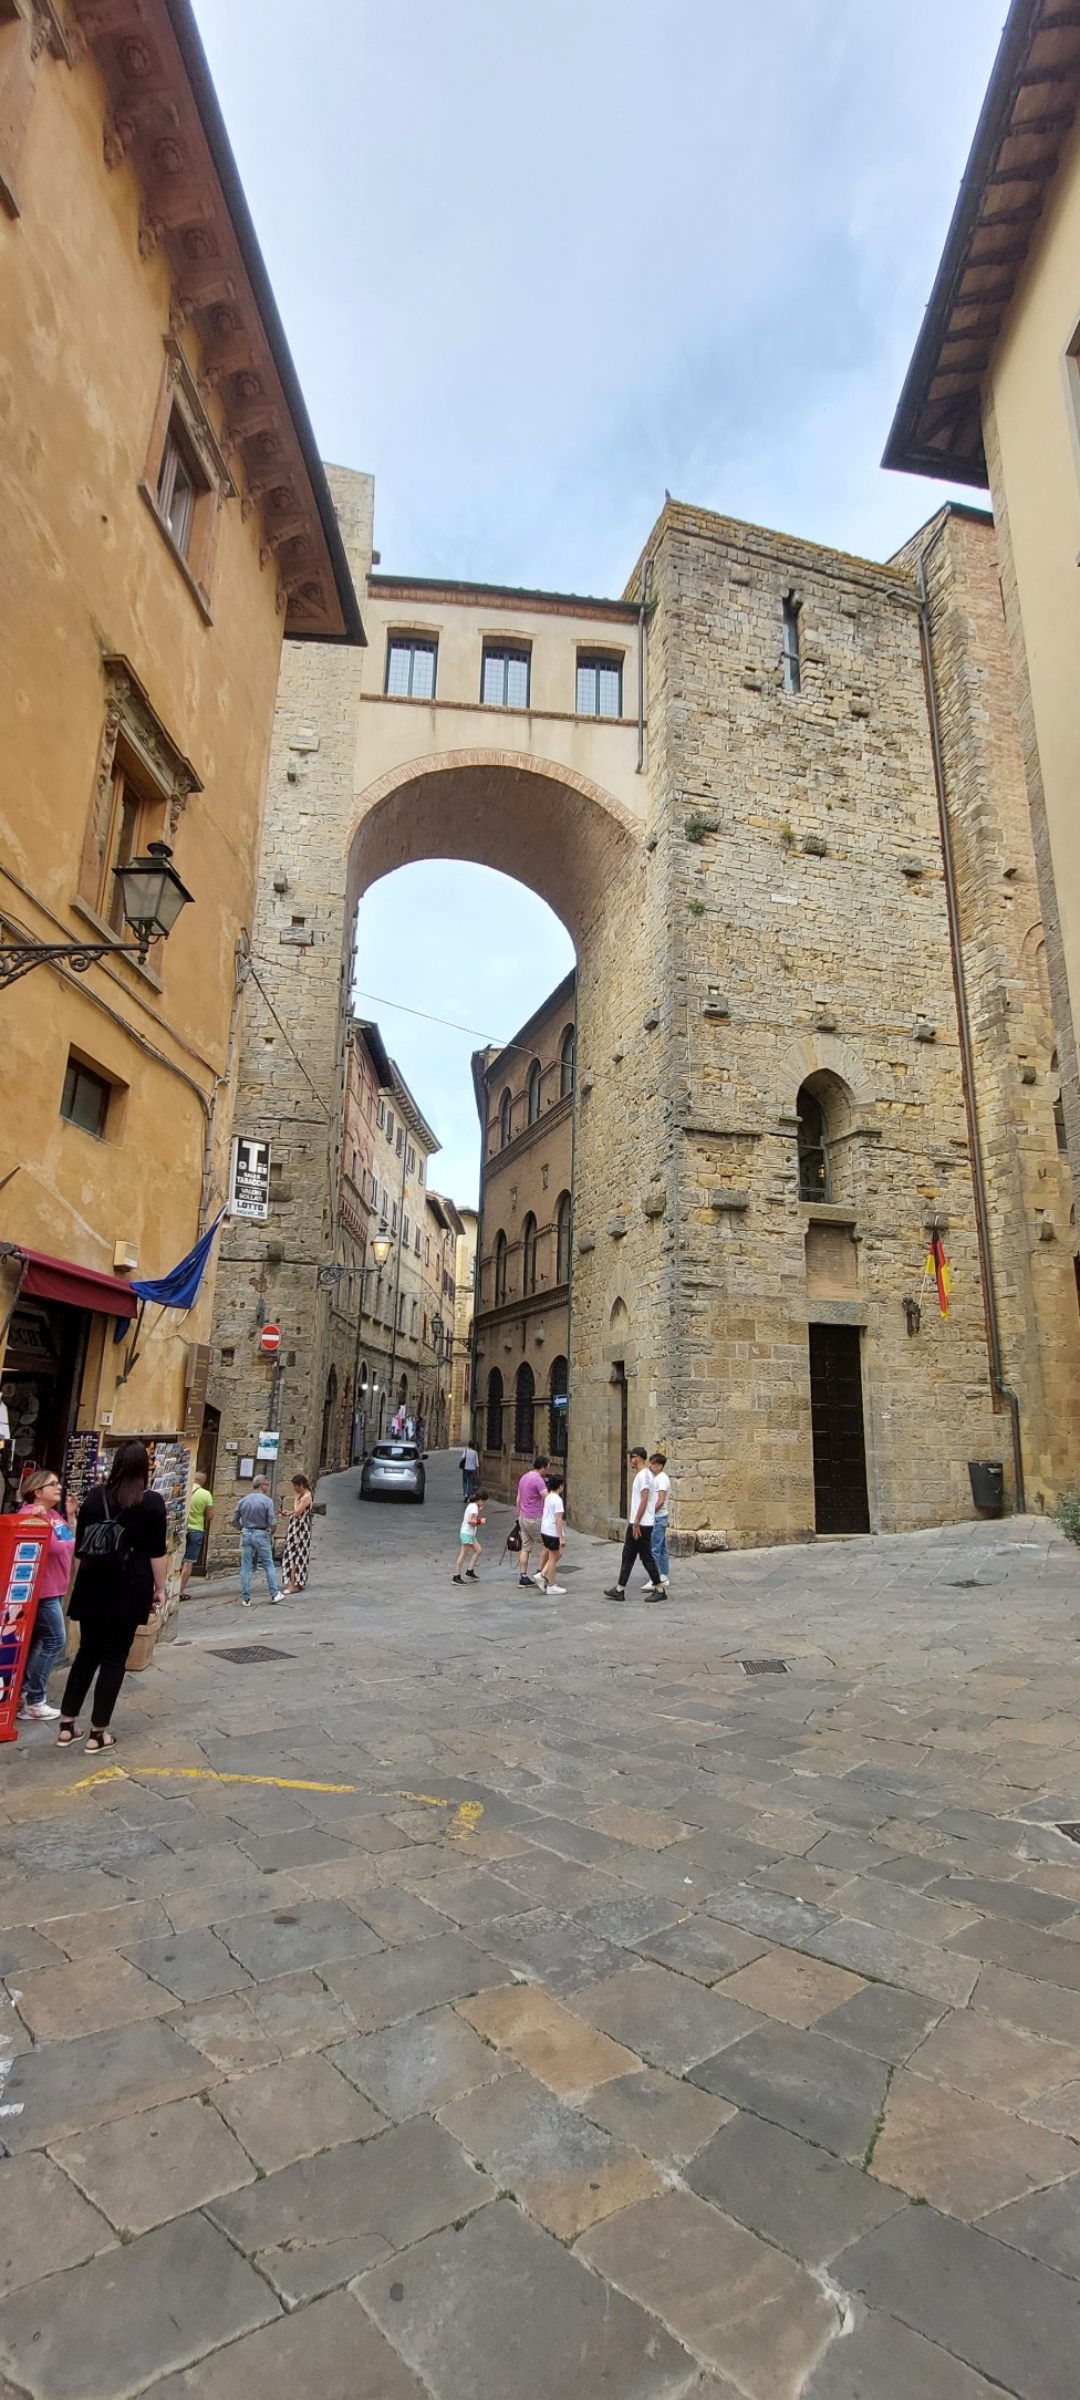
[[453, 1492, 486, 1584], [534, 1476, 566, 1594], [649, 1451, 671, 1583], [605, 1446, 665, 1600]]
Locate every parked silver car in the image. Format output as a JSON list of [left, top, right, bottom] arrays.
[[359, 1441, 426, 1503]]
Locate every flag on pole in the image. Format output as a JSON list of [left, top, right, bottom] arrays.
[[112, 1210, 226, 1340], [925, 1226, 952, 1319]]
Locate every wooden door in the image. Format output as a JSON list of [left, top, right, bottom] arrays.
[[808, 1325, 870, 1534]]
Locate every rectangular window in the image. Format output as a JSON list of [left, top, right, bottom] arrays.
[[402, 1213, 410, 1245], [424, 1237, 430, 1264], [385, 637, 437, 699], [782, 595, 802, 694], [418, 1157, 425, 1184], [398, 1291, 407, 1330], [391, 1201, 398, 1233], [385, 1109, 394, 1143], [61, 1056, 110, 1139], [411, 1299, 419, 1336], [482, 645, 530, 708], [577, 654, 623, 718], [377, 1100, 385, 1129], [406, 1144, 416, 1174], [156, 412, 206, 563], [396, 1126, 403, 1156]]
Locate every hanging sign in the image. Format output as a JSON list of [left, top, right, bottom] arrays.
[[229, 1137, 271, 1220], [256, 1430, 280, 1460], [259, 1324, 281, 1355]]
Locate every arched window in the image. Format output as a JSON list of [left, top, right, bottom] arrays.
[[556, 1191, 572, 1284], [796, 1083, 829, 1201], [522, 1213, 538, 1294], [485, 1367, 504, 1451], [514, 1362, 535, 1454], [528, 1060, 542, 1124], [549, 1354, 568, 1456], [494, 1229, 508, 1305], [560, 1025, 575, 1098], [499, 1088, 513, 1148]]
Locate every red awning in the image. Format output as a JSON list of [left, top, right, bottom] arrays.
[[18, 1249, 137, 1320]]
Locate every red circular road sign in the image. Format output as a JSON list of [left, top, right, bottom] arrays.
[[259, 1324, 281, 1354]]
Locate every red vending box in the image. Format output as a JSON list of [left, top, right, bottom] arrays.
[[0, 1517, 49, 1744]]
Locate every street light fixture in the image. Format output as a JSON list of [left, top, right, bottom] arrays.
[[371, 1234, 392, 1268], [0, 841, 194, 990]]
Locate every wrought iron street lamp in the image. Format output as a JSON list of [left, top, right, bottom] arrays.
[[1, 842, 194, 991]]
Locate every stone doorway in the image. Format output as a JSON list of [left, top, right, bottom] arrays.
[[808, 1325, 870, 1535]]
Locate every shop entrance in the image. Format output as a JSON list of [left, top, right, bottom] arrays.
[[0, 1296, 89, 1510], [808, 1324, 870, 1534]]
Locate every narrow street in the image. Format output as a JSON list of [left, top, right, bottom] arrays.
[[3, 1458, 1080, 2397]]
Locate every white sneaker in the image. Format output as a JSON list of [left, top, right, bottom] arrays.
[[18, 1700, 61, 1720], [544, 1583, 566, 1595], [532, 1574, 547, 1589]]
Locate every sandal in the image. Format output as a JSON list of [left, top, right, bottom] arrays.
[[56, 1720, 82, 1745], [84, 1729, 116, 1752]]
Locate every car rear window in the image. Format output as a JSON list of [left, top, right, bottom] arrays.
[[373, 1444, 418, 1460]]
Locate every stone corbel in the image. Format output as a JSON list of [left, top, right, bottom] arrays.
[[29, 0, 73, 64]]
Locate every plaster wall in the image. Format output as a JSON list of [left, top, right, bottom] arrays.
[[0, 28, 285, 1450], [982, 112, 1080, 1156]]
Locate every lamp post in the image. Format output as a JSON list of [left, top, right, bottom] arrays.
[[0, 843, 194, 990]]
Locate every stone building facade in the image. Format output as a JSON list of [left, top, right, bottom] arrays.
[[206, 462, 1080, 1546], [471, 975, 575, 1503], [0, 0, 359, 1531], [448, 1208, 478, 1447]]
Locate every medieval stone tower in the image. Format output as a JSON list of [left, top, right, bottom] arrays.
[[207, 468, 1079, 1546]]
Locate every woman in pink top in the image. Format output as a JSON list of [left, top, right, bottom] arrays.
[[16, 1468, 76, 1722], [515, 1455, 550, 1590]]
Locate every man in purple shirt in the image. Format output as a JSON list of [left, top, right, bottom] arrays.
[[515, 1455, 550, 1590]]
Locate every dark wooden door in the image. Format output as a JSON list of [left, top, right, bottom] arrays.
[[808, 1325, 870, 1534]]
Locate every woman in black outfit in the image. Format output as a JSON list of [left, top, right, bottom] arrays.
[[58, 1440, 167, 1752]]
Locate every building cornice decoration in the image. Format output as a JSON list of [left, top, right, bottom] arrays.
[[69, 0, 363, 644]]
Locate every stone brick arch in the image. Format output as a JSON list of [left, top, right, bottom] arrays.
[[346, 748, 642, 945], [770, 1032, 876, 1118]]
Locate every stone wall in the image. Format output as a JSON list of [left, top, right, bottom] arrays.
[[207, 474, 1080, 1554]]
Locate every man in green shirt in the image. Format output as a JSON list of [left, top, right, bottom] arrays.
[[181, 1481, 214, 1593]]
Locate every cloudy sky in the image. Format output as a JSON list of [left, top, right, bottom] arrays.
[[194, 0, 1004, 1201]]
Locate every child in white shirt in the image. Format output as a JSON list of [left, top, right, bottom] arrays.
[[453, 1493, 486, 1583], [534, 1475, 566, 1593]]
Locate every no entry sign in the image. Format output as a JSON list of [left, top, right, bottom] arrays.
[[259, 1324, 281, 1354]]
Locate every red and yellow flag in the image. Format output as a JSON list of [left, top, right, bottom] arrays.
[[925, 1227, 952, 1319]]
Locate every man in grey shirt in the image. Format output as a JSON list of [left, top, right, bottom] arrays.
[[232, 1478, 278, 1607]]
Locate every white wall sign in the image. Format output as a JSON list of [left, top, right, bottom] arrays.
[[256, 1430, 280, 1460], [229, 1136, 271, 1220]]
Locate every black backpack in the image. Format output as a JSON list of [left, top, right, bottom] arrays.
[[78, 1493, 129, 1562]]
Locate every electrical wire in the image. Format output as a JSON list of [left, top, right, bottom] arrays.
[[350, 987, 535, 1056], [247, 956, 334, 1120]]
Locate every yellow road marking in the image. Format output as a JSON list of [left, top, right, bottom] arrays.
[[69, 1762, 483, 1835]]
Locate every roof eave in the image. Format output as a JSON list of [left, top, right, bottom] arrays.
[[161, 0, 365, 644]]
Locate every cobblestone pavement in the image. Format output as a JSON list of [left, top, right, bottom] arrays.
[[3, 1457, 1080, 2397]]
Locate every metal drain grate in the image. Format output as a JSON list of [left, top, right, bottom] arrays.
[[1057, 1824, 1080, 1845], [742, 1658, 788, 1676], [208, 1644, 295, 1666]]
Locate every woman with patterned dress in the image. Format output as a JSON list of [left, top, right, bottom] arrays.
[[280, 1473, 313, 1594]]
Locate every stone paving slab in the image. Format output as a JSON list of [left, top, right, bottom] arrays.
[[121, 1927, 254, 2003], [582, 2065, 735, 2167], [838, 2203, 1080, 2400], [458, 1979, 642, 2093], [52, 2094, 256, 2234], [690, 2021, 889, 2159], [207, 2117, 493, 2305], [439, 2063, 662, 2236], [0, 2021, 212, 2152], [869, 2070, 1080, 2218], [210, 1897, 384, 1980], [0, 2154, 115, 2296], [144, 2287, 430, 2400], [0, 2210, 278, 2399], [578, 2188, 839, 2399], [355, 2198, 697, 2400], [686, 2110, 907, 2264], [569, 1962, 764, 2075], [330, 2004, 509, 2120], [324, 1932, 511, 2032], [980, 2172, 1080, 2278], [211, 2047, 388, 2169], [802, 2308, 1012, 2398]]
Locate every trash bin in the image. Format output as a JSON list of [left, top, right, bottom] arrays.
[[968, 1459, 1004, 1513]]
